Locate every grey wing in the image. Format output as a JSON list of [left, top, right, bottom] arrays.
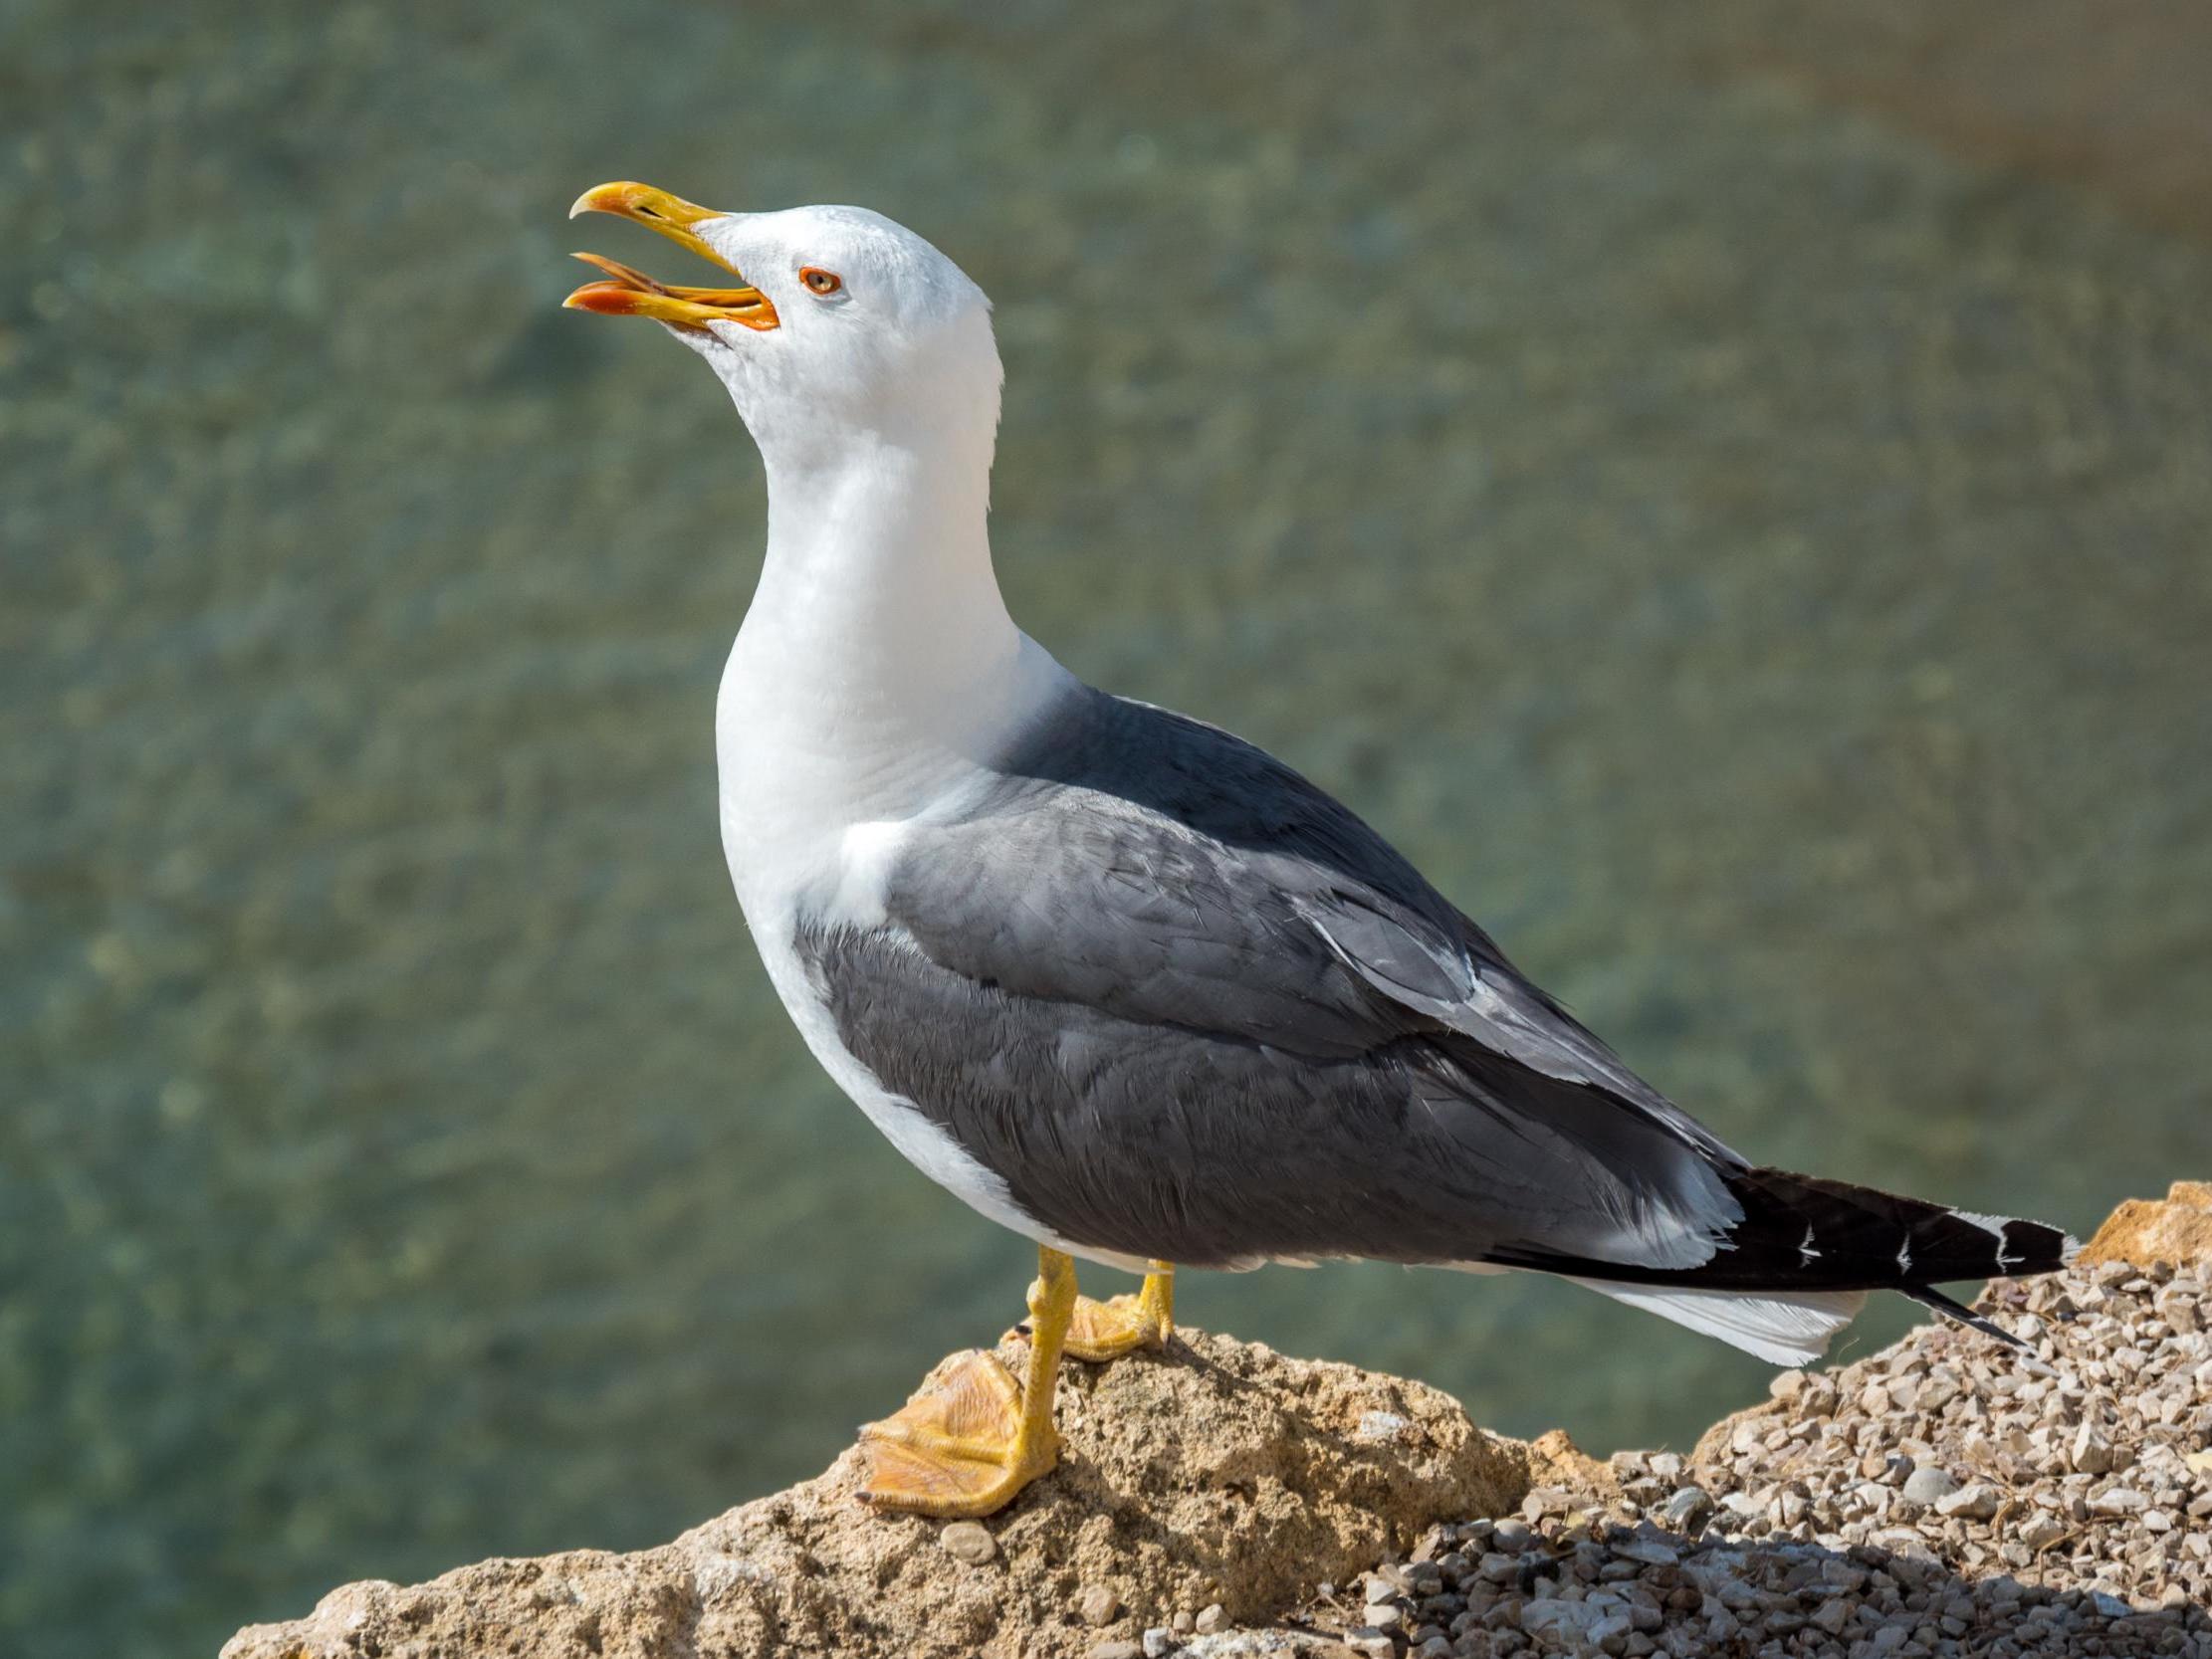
[[806, 687, 1749, 1270]]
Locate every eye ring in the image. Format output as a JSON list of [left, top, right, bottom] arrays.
[[799, 266, 843, 297]]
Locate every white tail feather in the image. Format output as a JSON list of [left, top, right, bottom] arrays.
[[1568, 1278, 1869, 1367]]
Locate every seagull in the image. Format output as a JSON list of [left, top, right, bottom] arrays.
[[563, 183, 2076, 1520]]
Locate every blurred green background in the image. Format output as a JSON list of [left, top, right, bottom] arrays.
[[6, 2, 2211, 1653]]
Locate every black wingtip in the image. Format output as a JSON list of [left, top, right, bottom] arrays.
[[1902, 1284, 2026, 1350]]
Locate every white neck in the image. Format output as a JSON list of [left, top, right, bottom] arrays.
[[752, 429, 1010, 705], [717, 423, 1069, 841]]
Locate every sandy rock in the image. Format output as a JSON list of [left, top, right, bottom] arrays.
[[223, 1190, 2212, 1659], [2079, 1180, 2212, 1267], [222, 1329, 1541, 1659]]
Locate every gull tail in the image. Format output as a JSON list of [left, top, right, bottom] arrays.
[[1509, 1166, 2078, 1368], [1700, 1165, 2079, 1290], [1566, 1279, 1869, 1368]]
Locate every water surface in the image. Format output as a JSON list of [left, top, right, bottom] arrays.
[[5, 4, 2211, 1653]]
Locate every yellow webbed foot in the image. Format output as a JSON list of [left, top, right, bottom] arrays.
[[857, 1249, 1081, 1520], [856, 1348, 1057, 1518], [1061, 1291, 1169, 1361], [1013, 1261, 1175, 1363]]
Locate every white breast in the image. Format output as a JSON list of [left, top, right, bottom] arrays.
[[712, 630, 1151, 1276]]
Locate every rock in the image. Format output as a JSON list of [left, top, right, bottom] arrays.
[[220, 1329, 1536, 1659], [1520, 1485, 1575, 1521], [2153, 1284, 2202, 1333], [940, 1520, 996, 1565], [1476, 1553, 1521, 1584], [1931, 1482, 2002, 1521], [2078, 1181, 2212, 1267], [1355, 1410, 1412, 1444], [2072, 1422, 2115, 1475], [1588, 1610, 1633, 1651], [1520, 1598, 1610, 1642], [1901, 1467, 1959, 1507], [222, 1193, 2212, 1659], [1489, 1519, 1535, 1551]]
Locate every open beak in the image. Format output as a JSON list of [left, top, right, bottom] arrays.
[[562, 181, 779, 332]]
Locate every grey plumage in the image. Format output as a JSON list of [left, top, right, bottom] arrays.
[[796, 684, 2071, 1310]]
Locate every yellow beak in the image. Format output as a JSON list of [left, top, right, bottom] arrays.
[[562, 181, 779, 332]]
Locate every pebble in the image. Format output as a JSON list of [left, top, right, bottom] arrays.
[[937, 1521, 995, 1565], [1475, 1553, 1520, 1584], [1078, 1586, 1122, 1626], [2073, 1421, 2115, 1474], [1931, 1481, 2002, 1520], [1194, 1603, 1226, 1634], [1141, 1627, 1177, 1658], [1090, 1643, 1142, 1659], [1232, 1262, 2212, 1659], [1520, 1599, 1610, 1642], [1900, 1466, 1959, 1506]]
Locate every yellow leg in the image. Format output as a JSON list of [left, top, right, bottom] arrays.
[[856, 1246, 1077, 1518], [1056, 1260, 1175, 1362]]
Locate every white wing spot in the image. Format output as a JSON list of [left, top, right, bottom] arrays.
[[1951, 1208, 2024, 1268]]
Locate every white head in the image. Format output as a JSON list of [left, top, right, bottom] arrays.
[[565, 184, 1001, 478]]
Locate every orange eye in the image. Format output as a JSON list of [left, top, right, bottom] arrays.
[[799, 267, 842, 297]]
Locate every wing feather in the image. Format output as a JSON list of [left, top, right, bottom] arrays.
[[814, 687, 1748, 1271]]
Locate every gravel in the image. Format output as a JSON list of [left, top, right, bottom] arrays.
[[1217, 1262, 2212, 1658]]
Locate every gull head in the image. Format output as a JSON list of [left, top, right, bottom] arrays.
[[565, 183, 999, 463]]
